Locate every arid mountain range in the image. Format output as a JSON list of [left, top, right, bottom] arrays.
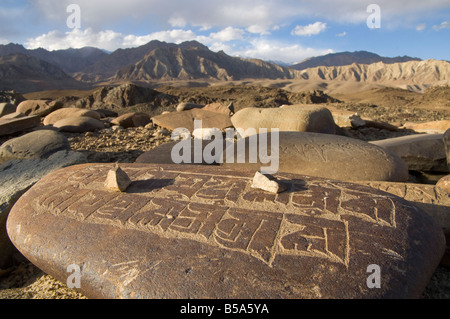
[[0, 41, 449, 93]]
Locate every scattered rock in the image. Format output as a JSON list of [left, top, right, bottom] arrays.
[[0, 116, 41, 137], [370, 134, 448, 173], [53, 116, 105, 133], [17, 100, 62, 117], [6, 163, 445, 298], [0, 90, 25, 106], [43, 108, 101, 126], [231, 105, 337, 137], [0, 130, 70, 161], [325, 106, 366, 128], [0, 150, 87, 268], [152, 109, 233, 132], [437, 175, 450, 193], [221, 131, 409, 182], [0, 103, 16, 118], [110, 112, 150, 128]]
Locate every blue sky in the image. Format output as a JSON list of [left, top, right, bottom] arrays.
[[0, 0, 449, 64]]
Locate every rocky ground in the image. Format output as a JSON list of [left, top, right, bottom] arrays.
[[0, 84, 449, 299]]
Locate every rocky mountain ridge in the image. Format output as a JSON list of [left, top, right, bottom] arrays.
[[0, 41, 449, 93], [291, 50, 422, 70]]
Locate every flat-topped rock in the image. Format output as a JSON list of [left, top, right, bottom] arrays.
[[221, 131, 409, 182], [53, 116, 105, 133], [152, 109, 233, 132], [7, 163, 445, 298], [0, 130, 70, 161], [231, 106, 336, 137], [370, 134, 448, 173], [44, 108, 101, 126], [0, 116, 41, 137], [17, 100, 62, 117]]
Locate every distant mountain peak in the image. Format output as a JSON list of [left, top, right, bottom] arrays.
[[291, 51, 422, 70]]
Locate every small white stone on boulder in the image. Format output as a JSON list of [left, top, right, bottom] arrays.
[[251, 171, 286, 194]]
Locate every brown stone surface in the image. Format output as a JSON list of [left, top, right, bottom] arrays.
[[0, 130, 70, 160], [402, 120, 450, 134], [370, 134, 448, 173], [53, 116, 105, 133], [6, 163, 445, 299], [356, 181, 450, 233], [0, 116, 41, 137], [231, 106, 337, 137], [151, 109, 233, 132], [221, 131, 409, 182], [0, 103, 16, 118], [135, 140, 225, 165], [110, 112, 151, 128], [202, 102, 232, 116], [17, 100, 62, 117], [176, 102, 204, 112], [43, 108, 101, 126], [436, 175, 450, 194]]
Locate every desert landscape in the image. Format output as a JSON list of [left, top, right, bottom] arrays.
[[0, 31, 449, 301]]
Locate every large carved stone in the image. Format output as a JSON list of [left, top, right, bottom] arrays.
[[7, 163, 445, 299], [231, 105, 337, 137], [356, 181, 450, 233], [221, 131, 409, 182], [370, 134, 448, 173], [152, 109, 233, 132]]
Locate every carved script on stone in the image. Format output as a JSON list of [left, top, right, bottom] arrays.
[[31, 164, 405, 267]]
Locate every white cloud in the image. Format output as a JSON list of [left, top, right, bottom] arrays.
[[336, 31, 347, 37], [24, 27, 334, 64], [292, 22, 327, 36], [416, 24, 427, 31], [433, 21, 450, 31], [208, 27, 245, 42], [231, 39, 334, 64], [25, 28, 206, 51]]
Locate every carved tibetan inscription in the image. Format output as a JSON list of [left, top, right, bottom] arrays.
[[30, 164, 403, 268], [8, 163, 446, 298]]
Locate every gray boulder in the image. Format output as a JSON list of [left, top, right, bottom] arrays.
[[0, 130, 70, 161], [0, 150, 87, 268]]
